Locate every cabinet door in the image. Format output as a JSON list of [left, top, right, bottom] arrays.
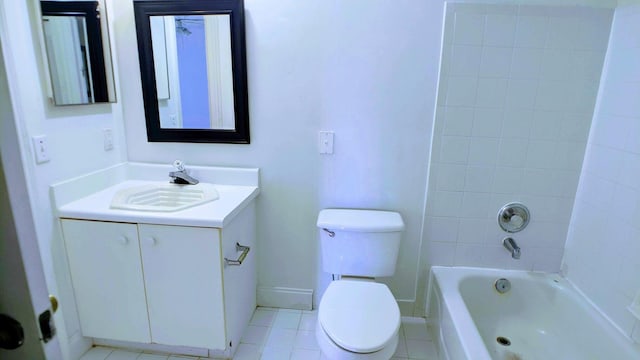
[[138, 224, 225, 349], [61, 220, 150, 342]]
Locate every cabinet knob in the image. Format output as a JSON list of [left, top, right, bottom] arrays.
[[146, 237, 157, 246], [119, 236, 129, 245]]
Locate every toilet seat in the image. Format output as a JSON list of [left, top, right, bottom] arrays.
[[318, 280, 400, 353]]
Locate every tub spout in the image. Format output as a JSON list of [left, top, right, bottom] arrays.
[[503, 237, 521, 259]]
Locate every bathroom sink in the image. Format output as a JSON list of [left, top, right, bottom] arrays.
[[110, 183, 219, 212]]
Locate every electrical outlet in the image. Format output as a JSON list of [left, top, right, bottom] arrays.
[[32, 135, 50, 164], [103, 128, 114, 151]]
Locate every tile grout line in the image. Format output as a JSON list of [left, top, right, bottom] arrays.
[[85, 308, 435, 360]]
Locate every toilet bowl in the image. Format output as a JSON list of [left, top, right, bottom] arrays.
[[315, 280, 400, 359]]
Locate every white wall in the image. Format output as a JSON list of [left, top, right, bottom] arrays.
[[563, 4, 640, 342], [313, 1, 442, 313], [1, 3, 442, 359], [113, 0, 442, 314], [424, 3, 612, 272], [4, 0, 634, 357], [0, 1, 127, 358]]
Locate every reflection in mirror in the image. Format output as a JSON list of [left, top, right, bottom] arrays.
[[42, 15, 92, 104], [151, 15, 234, 130], [134, 0, 249, 144], [40, 1, 116, 105]]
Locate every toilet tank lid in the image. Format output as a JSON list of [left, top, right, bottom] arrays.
[[317, 209, 404, 232]]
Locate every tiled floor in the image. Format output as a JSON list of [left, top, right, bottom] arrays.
[[79, 308, 438, 360]]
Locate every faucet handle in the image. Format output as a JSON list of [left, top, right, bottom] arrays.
[[173, 159, 185, 171], [498, 202, 530, 233]]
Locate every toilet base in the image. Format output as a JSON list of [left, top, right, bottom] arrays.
[[315, 321, 398, 360]]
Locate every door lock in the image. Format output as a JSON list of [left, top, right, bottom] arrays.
[[0, 314, 24, 350]]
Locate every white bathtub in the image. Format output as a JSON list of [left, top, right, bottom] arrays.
[[426, 266, 640, 360]]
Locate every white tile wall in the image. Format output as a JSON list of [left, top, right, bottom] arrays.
[[427, 3, 612, 271], [563, 4, 640, 342]]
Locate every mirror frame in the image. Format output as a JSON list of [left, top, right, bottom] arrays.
[[40, 1, 111, 103], [133, 0, 250, 144]]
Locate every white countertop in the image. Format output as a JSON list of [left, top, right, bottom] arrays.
[[57, 180, 259, 228]]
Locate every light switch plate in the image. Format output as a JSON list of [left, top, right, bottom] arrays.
[[32, 135, 50, 164], [103, 128, 114, 151], [319, 131, 334, 154]]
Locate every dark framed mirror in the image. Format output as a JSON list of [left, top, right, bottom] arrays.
[[40, 1, 116, 105], [133, 0, 250, 143]]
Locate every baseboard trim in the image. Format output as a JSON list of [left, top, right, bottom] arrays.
[[68, 331, 92, 360], [257, 287, 313, 310], [93, 338, 209, 357], [397, 299, 417, 317]]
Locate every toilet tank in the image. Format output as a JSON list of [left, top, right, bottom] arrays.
[[317, 209, 404, 277]]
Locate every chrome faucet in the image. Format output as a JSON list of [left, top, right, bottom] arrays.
[[503, 237, 521, 259], [169, 160, 199, 185]]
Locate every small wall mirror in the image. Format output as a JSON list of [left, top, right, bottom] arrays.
[[40, 1, 116, 105], [134, 0, 250, 143]]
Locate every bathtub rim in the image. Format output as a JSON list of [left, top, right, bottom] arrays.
[[426, 265, 640, 360], [427, 266, 493, 360]]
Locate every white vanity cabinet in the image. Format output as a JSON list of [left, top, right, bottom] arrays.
[[60, 202, 256, 352]]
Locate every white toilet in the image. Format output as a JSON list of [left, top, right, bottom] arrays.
[[315, 208, 404, 360]]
